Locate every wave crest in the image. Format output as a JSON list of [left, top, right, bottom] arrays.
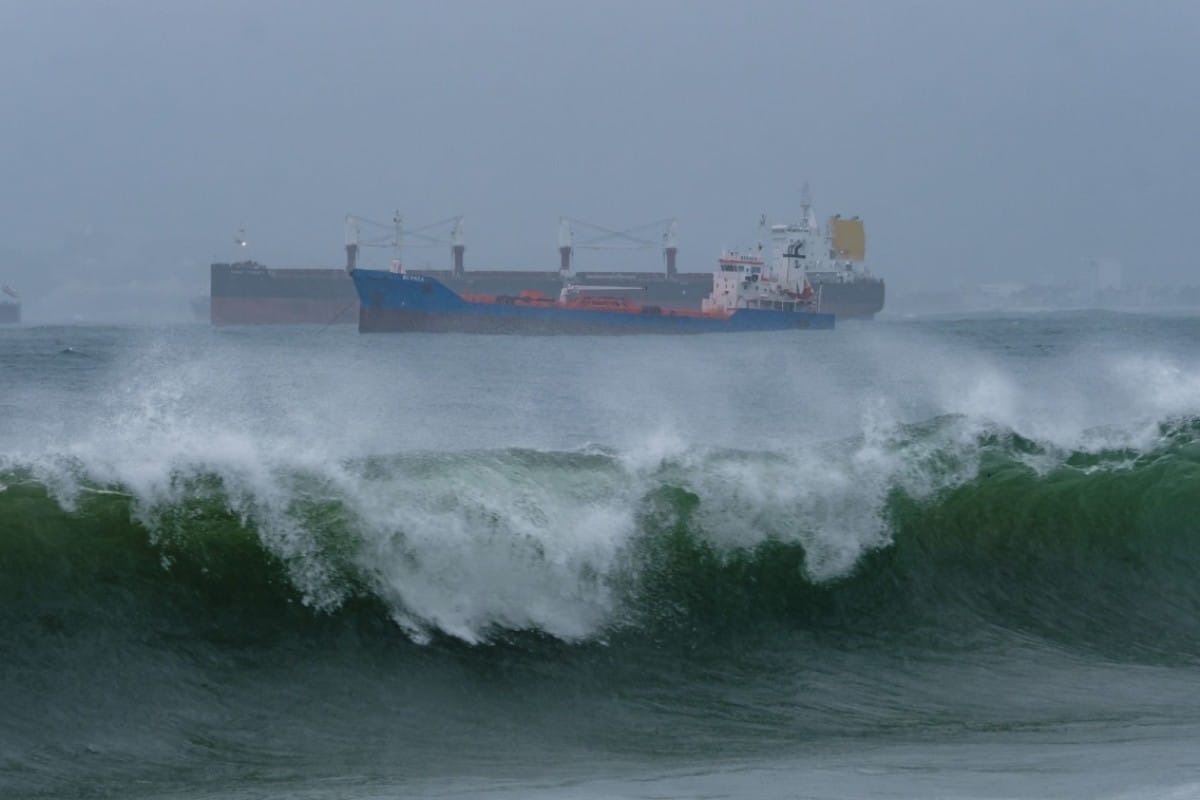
[[3, 415, 1199, 649]]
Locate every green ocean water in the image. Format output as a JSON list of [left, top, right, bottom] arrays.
[[2, 314, 1200, 799]]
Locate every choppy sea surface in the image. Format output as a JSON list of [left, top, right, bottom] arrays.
[[3, 312, 1200, 799]]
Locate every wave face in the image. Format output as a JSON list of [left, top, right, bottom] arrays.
[[4, 414, 1200, 654]]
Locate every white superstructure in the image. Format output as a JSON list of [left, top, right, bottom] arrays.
[[701, 204, 819, 314], [702, 248, 814, 313], [702, 187, 870, 314]]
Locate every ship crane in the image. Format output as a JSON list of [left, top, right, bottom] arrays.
[[557, 217, 678, 276], [344, 213, 465, 274]]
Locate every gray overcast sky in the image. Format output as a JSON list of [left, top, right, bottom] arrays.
[[2, 0, 1198, 303]]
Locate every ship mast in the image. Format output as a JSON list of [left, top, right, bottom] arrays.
[[391, 211, 404, 273], [663, 219, 678, 276], [451, 218, 465, 276], [344, 216, 359, 271], [800, 181, 819, 233], [233, 226, 248, 262], [558, 218, 573, 276]]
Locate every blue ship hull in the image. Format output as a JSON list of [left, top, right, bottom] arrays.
[[351, 269, 835, 334]]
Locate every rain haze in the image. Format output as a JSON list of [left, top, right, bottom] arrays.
[[2, 0, 1198, 320], [10, 5, 1200, 800]]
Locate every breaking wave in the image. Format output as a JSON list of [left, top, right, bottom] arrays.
[[3, 412, 1199, 654]]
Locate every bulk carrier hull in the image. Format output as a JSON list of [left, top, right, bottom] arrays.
[[352, 270, 834, 334], [211, 263, 882, 325], [210, 263, 356, 325]]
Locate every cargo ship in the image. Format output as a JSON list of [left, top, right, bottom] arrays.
[[353, 247, 833, 334], [0, 285, 20, 324], [208, 197, 882, 325]]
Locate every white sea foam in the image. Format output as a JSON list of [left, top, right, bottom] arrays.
[[6, 321, 1200, 642]]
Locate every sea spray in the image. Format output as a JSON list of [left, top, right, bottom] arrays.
[[2, 414, 1198, 648]]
